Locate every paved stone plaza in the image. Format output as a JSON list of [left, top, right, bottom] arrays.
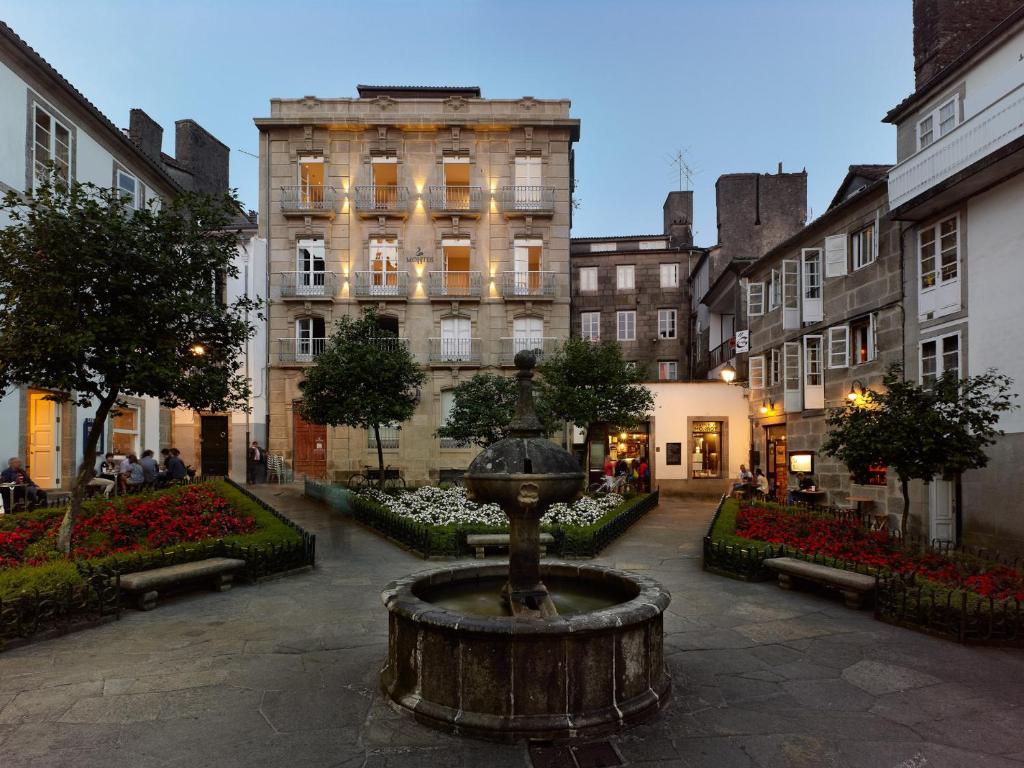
[[1, 488, 1023, 768]]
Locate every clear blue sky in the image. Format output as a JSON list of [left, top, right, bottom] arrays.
[[4, 0, 913, 244]]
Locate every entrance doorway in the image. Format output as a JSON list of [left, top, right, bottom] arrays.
[[28, 391, 60, 488], [200, 415, 230, 477], [929, 477, 955, 543], [765, 424, 787, 501], [293, 411, 327, 478]]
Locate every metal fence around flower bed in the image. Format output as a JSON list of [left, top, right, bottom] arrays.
[[0, 478, 316, 650], [563, 490, 660, 557]]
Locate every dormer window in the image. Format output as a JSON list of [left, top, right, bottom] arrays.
[[917, 96, 959, 150], [116, 169, 139, 208]]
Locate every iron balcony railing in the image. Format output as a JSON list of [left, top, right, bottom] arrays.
[[498, 337, 559, 366], [500, 271, 556, 299], [278, 337, 326, 363], [368, 336, 410, 352], [426, 271, 483, 298], [497, 186, 555, 213], [426, 185, 482, 213], [368, 427, 400, 450], [351, 270, 409, 298], [351, 185, 410, 213], [709, 336, 736, 369], [428, 337, 482, 364], [279, 271, 338, 299], [280, 185, 338, 214], [439, 437, 470, 449]]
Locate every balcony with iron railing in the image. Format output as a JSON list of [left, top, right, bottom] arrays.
[[426, 271, 483, 300], [498, 337, 559, 366], [277, 337, 326, 364], [889, 81, 1024, 215], [428, 337, 482, 366], [499, 271, 556, 300], [280, 185, 338, 216], [368, 427, 400, 450], [426, 185, 483, 216], [351, 270, 409, 299], [368, 336, 410, 352], [279, 271, 338, 299], [708, 336, 736, 370], [497, 186, 556, 216], [351, 185, 410, 217]]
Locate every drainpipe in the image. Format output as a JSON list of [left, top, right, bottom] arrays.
[[263, 130, 272, 454]]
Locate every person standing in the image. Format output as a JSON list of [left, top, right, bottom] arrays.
[[602, 454, 614, 478], [247, 441, 266, 485]]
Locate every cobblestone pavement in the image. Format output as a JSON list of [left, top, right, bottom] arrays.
[[1, 487, 1023, 767]]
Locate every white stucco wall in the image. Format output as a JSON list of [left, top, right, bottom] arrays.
[[646, 381, 750, 486], [966, 172, 1024, 434], [0, 61, 26, 191], [0, 388, 20, 464], [962, 26, 1024, 120]]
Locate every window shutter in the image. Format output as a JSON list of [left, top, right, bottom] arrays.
[[801, 249, 823, 323], [868, 312, 877, 361], [747, 281, 764, 316], [825, 234, 848, 278], [750, 355, 765, 390], [828, 326, 849, 368], [873, 210, 881, 262], [803, 335, 825, 409]]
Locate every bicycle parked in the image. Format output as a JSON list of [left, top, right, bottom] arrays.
[[587, 473, 631, 496], [347, 464, 406, 492]]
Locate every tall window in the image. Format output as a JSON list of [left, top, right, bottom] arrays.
[[439, 390, 467, 448], [659, 263, 679, 288], [295, 317, 326, 361], [851, 224, 875, 270], [369, 237, 401, 294], [658, 361, 678, 381], [921, 333, 960, 387], [33, 104, 71, 188], [297, 239, 326, 293], [917, 96, 958, 150], [439, 317, 473, 361], [298, 156, 325, 206], [581, 312, 600, 341], [616, 311, 636, 341], [116, 169, 139, 208], [768, 348, 781, 386], [112, 406, 139, 456], [578, 266, 598, 292], [513, 155, 543, 209], [920, 216, 958, 290], [850, 314, 876, 365], [616, 265, 635, 291], [512, 316, 543, 356], [512, 238, 543, 295], [657, 309, 677, 339], [768, 268, 781, 310]]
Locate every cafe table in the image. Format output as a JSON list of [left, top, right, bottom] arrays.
[[793, 489, 828, 507]]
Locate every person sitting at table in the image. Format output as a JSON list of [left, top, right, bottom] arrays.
[[787, 472, 816, 504], [1, 457, 47, 509], [86, 465, 115, 498], [139, 450, 159, 486], [755, 468, 770, 497], [732, 464, 753, 493], [124, 454, 146, 492], [157, 448, 188, 487]]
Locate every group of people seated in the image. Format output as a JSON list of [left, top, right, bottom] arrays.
[[93, 448, 190, 496], [601, 454, 650, 492], [732, 464, 771, 498]]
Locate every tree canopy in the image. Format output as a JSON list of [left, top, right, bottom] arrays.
[[0, 176, 260, 550], [435, 371, 557, 448], [536, 339, 654, 467], [822, 364, 1016, 535], [298, 309, 425, 483]]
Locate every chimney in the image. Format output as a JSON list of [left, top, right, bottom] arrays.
[[913, 0, 1021, 87], [174, 119, 229, 196], [663, 190, 694, 247], [128, 109, 163, 160]]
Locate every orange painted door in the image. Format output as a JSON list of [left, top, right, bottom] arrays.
[[29, 392, 59, 487], [293, 412, 326, 478]]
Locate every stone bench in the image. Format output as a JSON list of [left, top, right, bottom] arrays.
[[117, 557, 246, 611], [764, 557, 876, 609], [466, 533, 555, 559]]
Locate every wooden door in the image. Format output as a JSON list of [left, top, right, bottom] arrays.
[[200, 415, 230, 477], [28, 392, 58, 487], [293, 411, 327, 478]]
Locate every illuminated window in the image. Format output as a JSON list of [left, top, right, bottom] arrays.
[[111, 406, 139, 456]]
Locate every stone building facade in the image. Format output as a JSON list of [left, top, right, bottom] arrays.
[[256, 86, 579, 484], [742, 166, 903, 518], [569, 191, 701, 382]]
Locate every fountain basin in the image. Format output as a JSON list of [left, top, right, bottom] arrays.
[[381, 562, 671, 741]]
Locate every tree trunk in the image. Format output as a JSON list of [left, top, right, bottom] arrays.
[[900, 475, 910, 538], [373, 423, 385, 490], [57, 389, 119, 554], [582, 422, 593, 478]]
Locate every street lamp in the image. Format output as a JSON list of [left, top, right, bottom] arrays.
[[847, 379, 865, 402], [720, 362, 737, 384], [190, 343, 206, 357]]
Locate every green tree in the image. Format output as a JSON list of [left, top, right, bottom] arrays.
[[822, 364, 1016, 536], [536, 339, 654, 471], [435, 371, 557, 448], [298, 309, 425, 486], [0, 177, 259, 552]]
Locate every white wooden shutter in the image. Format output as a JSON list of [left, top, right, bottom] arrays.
[[803, 335, 825, 409], [801, 249, 823, 323], [928, 478, 955, 543], [868, 312, 877, 361], [782, 260, 800, 330], [783, 341, 802, 412], [828, 326, 850, 368], [747, 281, 764, 317], [825, 234, 848, 278], [749, 355, 765, 390]]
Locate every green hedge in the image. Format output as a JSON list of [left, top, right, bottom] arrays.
[[348, 490, 659, 558]]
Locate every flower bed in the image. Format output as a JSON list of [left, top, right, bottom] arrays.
[[0, 479, 315, 649], [703, 496, 1024, 645], [348, 486, 658, 558]]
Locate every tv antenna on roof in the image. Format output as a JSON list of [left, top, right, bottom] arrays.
[[666, 149, 694, 192]]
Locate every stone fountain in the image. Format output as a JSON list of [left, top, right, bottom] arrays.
[[381, 351, 671, 741]]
